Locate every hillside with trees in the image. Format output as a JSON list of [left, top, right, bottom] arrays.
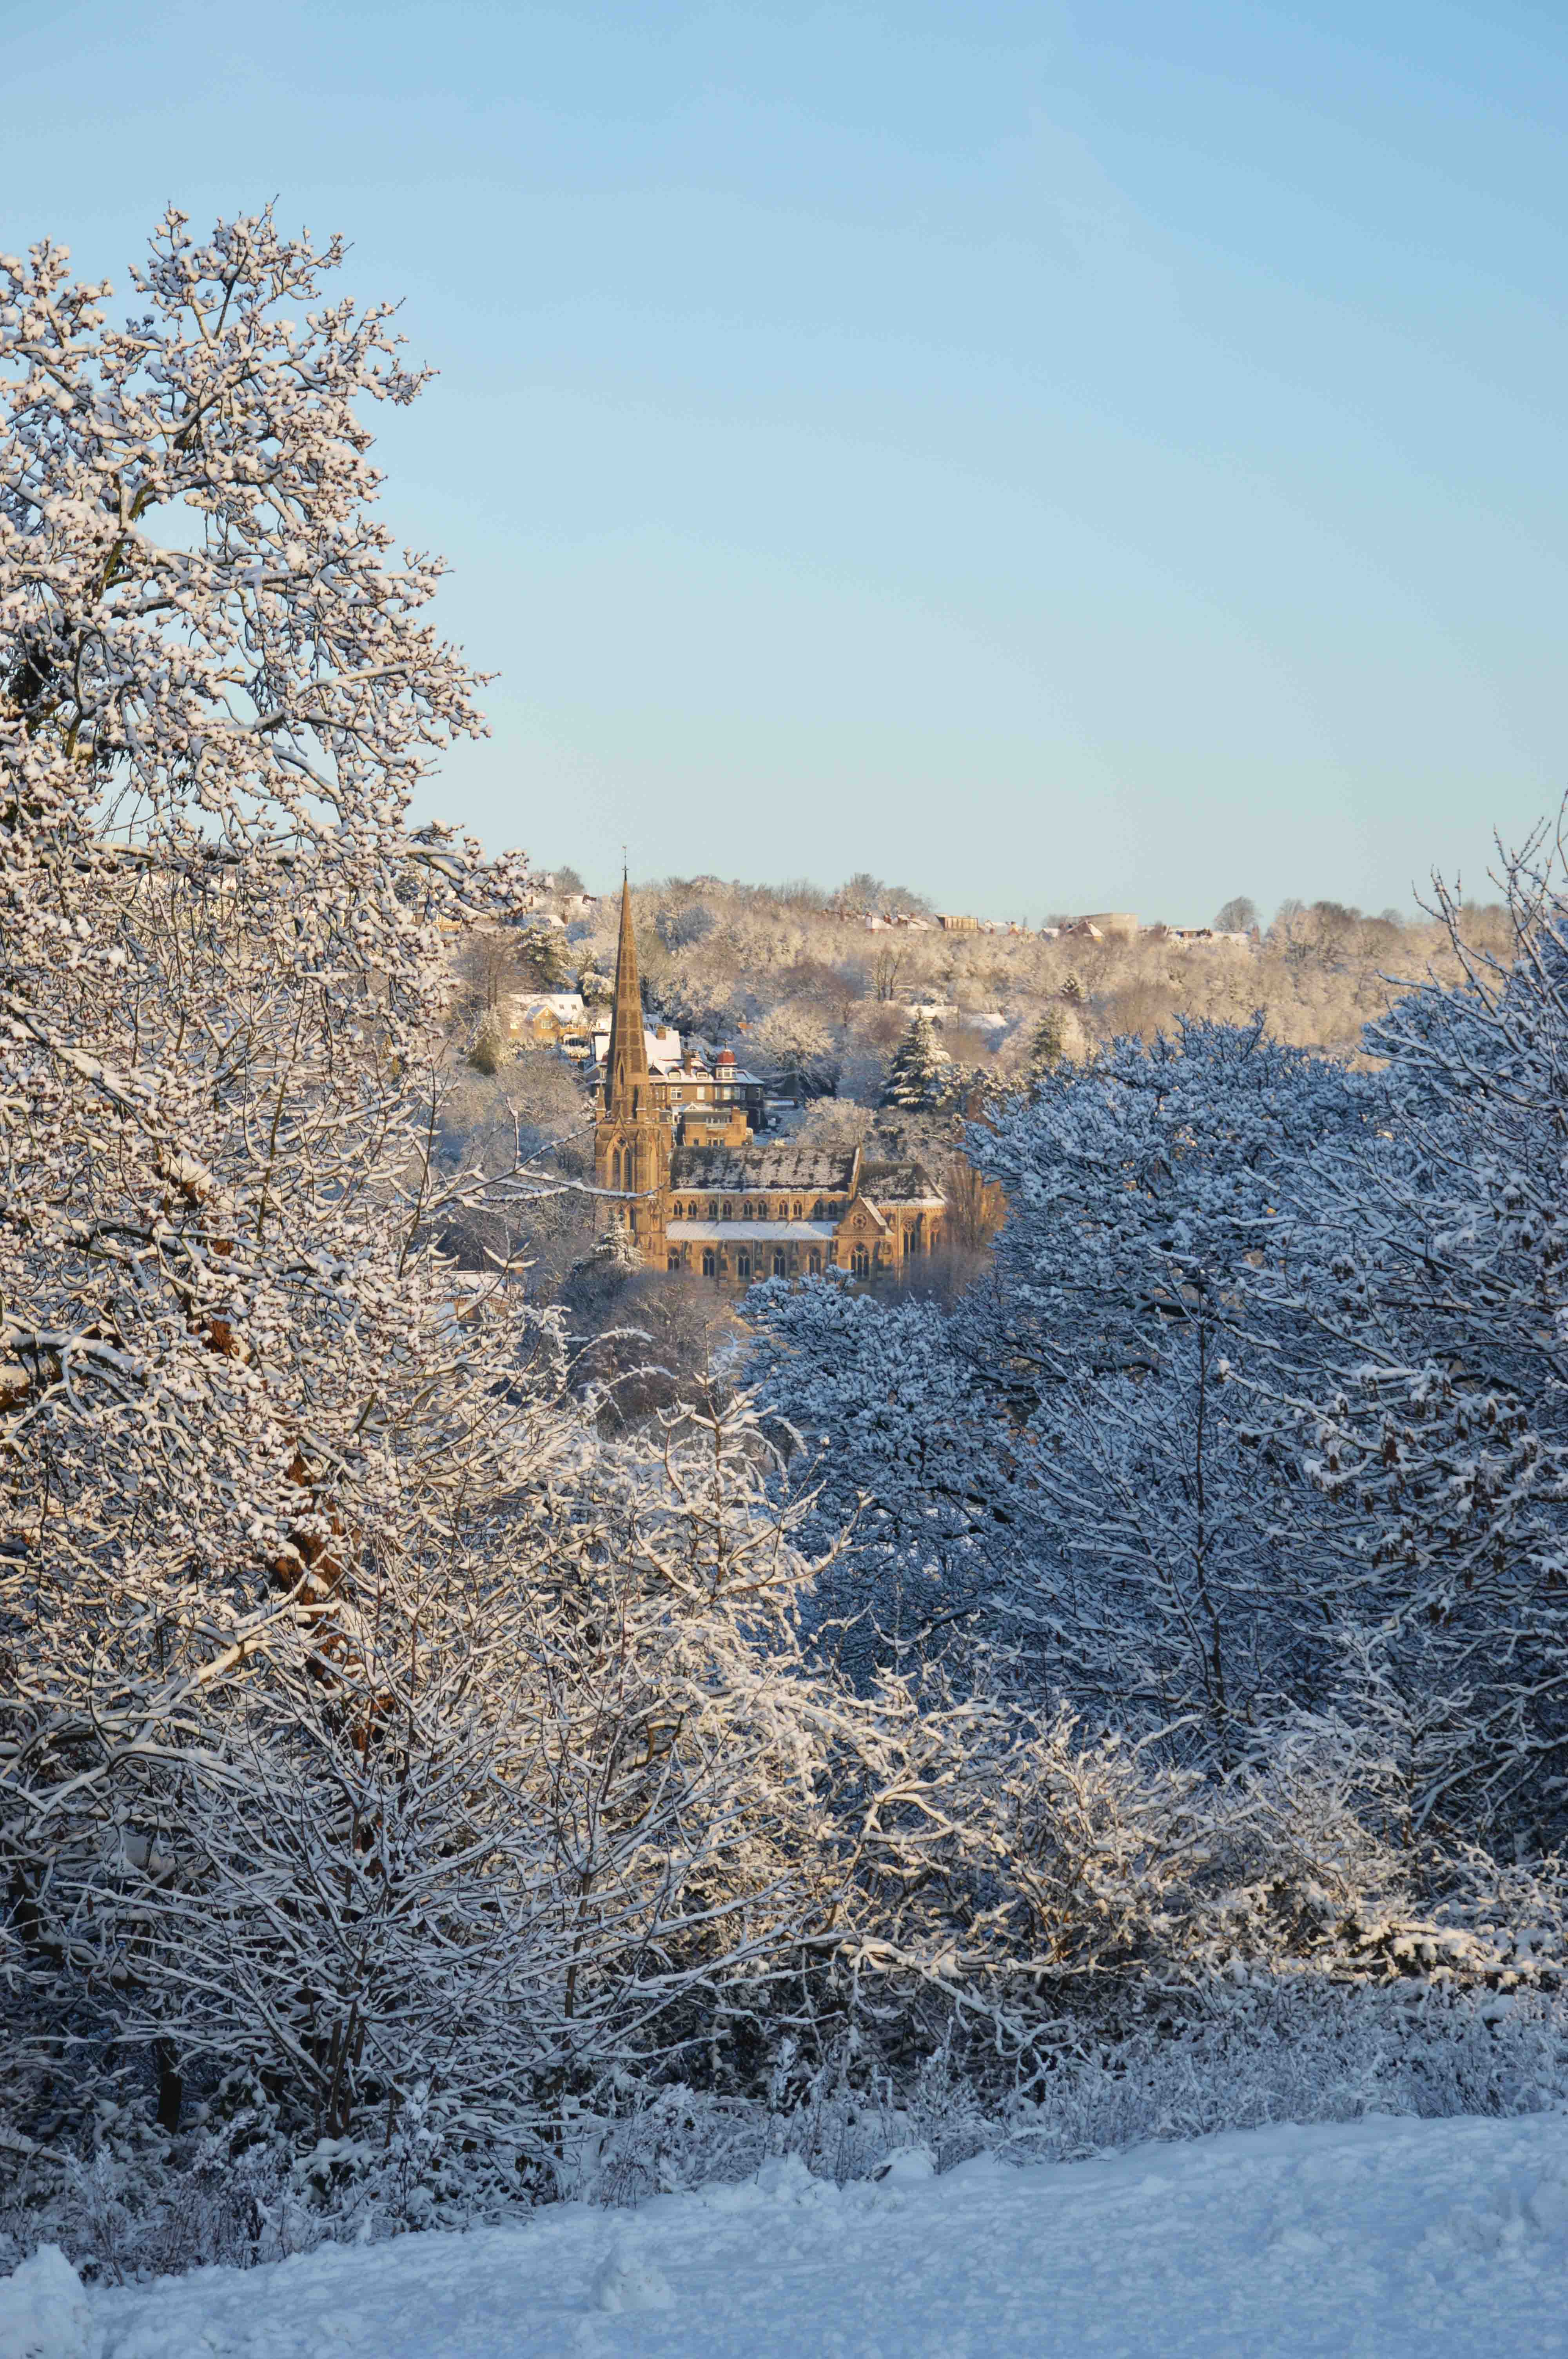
[[547, 872, 1510, 1094]]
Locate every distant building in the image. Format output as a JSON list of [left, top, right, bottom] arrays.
[[594, 879, 944, 1288], [1144, 926, 1253, 952], [591, 1010, 683, 1069], [503, 991, 587, 1049], [939, 913, 979, 932]]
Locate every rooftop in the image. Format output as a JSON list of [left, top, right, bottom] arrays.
[[668, 1219, 837, 1242], [860, 1159, 945, 1204], [669, 1143, 859, 1193]]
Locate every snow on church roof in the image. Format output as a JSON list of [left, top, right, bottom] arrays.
[[668, 1143, 859, 1194], [668, 1219, 837, 1243], [860, 1160, 946, 1205]]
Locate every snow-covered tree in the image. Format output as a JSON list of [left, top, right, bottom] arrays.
[[518, 921, 572, 990], [744, 1274, 1018, 1680], [751, 1000, 838, 1096], [962, 1020, 1375, 1755], [751, 1023, 1377, 1741], [880, 1010, 950, 1110], [1261, 836, 1568, 1847], [0, 215, 926, 2166], [1024, 1003, 1071, 1089], [0, 207, 568, 2133]]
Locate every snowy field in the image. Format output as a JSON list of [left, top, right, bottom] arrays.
[[7, 2112, 1568, 2359]]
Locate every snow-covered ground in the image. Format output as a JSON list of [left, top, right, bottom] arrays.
[[7, 2112, 1568, 2359]]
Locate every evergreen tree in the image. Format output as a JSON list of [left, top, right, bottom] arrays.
[[561, 1218, 647, 1323], [880, 1010, 951, 1109], [1025, 1005, 1070, 1091], [522, 924, 571, 990], [467, 1007, 510, 1074]]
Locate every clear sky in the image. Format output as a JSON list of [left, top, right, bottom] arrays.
[[6, 1, 1565, 921]]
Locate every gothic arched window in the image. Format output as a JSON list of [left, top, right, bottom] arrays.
[[611, 1146, 622, 1191], [722, 1201, 733, 1220]]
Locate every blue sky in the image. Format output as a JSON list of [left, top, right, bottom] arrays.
[[6, 0, 1565, 921]]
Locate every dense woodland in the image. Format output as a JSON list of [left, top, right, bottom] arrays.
[[3, 213, 1565, 2280]]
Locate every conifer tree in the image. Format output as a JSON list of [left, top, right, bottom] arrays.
[[523, 925, 571, 991], [880, 1010, 950, 1109], [1025, 1004, 1070, 1091]]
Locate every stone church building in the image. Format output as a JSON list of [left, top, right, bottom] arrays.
[[595, 880, 945, 1287]]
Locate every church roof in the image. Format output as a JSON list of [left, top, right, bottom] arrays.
[[860, 1159, 946, 1204], [668, 1143, 858, 1193], [668, 1219, 837, 1242]]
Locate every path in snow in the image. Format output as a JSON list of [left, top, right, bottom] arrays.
[[16, 2112, 1568, 2358]]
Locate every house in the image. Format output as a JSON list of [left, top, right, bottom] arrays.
[[592, 1010, 683, 1069], [1072, 912, 1139, 942], [503, 991, 587, 1048]]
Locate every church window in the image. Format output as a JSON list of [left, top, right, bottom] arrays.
[[668, 1251, 681, 1271], [722, 1200, 732, 1219], [611, 1147, 622, 1190], [708, 1199, 718, 1218], [737, 1250, 751, 1279], [772, 1249, 787, 1278], [793, 1201, 803, 1219], [742, 1201, 752, 1219], [702, 1250, 716, 1277], [852, 1245, 870, 1278], [808, 1249, 822, 1274]]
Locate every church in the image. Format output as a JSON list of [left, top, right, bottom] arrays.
[[594, 880, 946, 1288]]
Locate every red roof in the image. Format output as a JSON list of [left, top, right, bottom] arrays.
[[716, 1049, 736, 1065]]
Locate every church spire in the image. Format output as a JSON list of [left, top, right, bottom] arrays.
[[603, 871, 650, 1117]]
